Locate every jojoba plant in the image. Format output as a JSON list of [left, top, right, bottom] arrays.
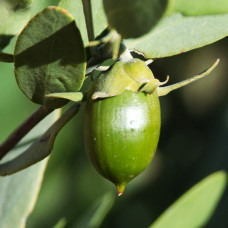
[[0, 0, 221, 189], [0, 0, 227, 226]]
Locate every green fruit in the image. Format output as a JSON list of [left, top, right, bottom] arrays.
[[84, 58, 161, 194], [83, 58, 219, 195], [84, 90, 160, 194]]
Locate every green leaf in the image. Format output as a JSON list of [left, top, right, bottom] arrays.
[[74, 192, 115, 228], [0, 110, 59, 228], [0, 0, 32, 49], [46, 92, 85, 102], [150, 171, 227, 228], [103, 0, 170, 38], [125, 13, 228, 58], [0, 104, 80, 176], [53, 218, 67, 228], [157, 59, 219, 96], [170, 0, 228, 16], [14, 6, 86, 109], [59, 0, 107, 45]]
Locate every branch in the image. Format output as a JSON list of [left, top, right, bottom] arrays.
[[0, 106, 53, 160], [0, 104, 80, 176], [0, 52, 14, 63], [82, 0, 95, 42]]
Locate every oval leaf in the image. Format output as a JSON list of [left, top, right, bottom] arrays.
[[170, 0, 228, 16], [0, 110, 59, 228], [150, 171, 227, 228], [103, 0, 170, 38], [14, 6, 86, 109], [125, 13, 228, 58], [0, 0, 32, 49], [59, 0, 107, 45]]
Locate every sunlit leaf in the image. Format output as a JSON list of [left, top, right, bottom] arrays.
[[0, 0, 32, 49], [125, 13, 228, 58], [0, 104, 79, 175], [46, 92, 84, 102], [170, 0, 228, 16], [0, 110, 60, 228], [14, 6, 86, 109], [150, 171, 227, 228], [59, 0, 107, 45]]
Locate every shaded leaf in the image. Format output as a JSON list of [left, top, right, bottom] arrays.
[[125, 13, 228, 58], [0, 0, 32, 49], [170, 0, 228, 16], [14, 6, 86, 109], [0, 110, 60, 228], [59, 0, 107, 45], [150, 171, 227, 228], [103, 0, 170, 38], [74, 192, 115, 228]]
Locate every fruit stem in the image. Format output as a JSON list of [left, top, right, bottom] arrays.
[[119, 46, 133, 62]]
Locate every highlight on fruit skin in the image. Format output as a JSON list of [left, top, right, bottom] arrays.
[[83, 58, 219, 195]]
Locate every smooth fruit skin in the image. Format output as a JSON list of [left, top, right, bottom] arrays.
[[84, 90, 160, 194]]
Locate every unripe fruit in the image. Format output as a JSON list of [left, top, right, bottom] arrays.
[[83, 58, 219, 195], [84, 89, 160, 195]]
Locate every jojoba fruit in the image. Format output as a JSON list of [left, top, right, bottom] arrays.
[[83, 58, 219, 195], [84, 59, 161, 195], [84, 90, 160, 195]]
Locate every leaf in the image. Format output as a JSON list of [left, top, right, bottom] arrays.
[[103, 0, 170, 38], [157, 59, 219, 96], [53, 218, 67, 228], [14, 6, 86, 109], [0, 110, 60, 228], [74, 192, 115, 228], [0, 104, 80, 176], [46, 92, 85, 102], [59, 0, 107, 45], [0, 0, 32, 49], [170, 0, 228, 16], [125, 13, 228, 58], [149, 171, 227, 228]]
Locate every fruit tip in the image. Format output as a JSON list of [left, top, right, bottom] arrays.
[[118, 191, 123, 197], [116, 183, 126, 196]]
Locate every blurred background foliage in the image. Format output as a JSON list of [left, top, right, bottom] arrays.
[[0, 0, 227, 227]]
